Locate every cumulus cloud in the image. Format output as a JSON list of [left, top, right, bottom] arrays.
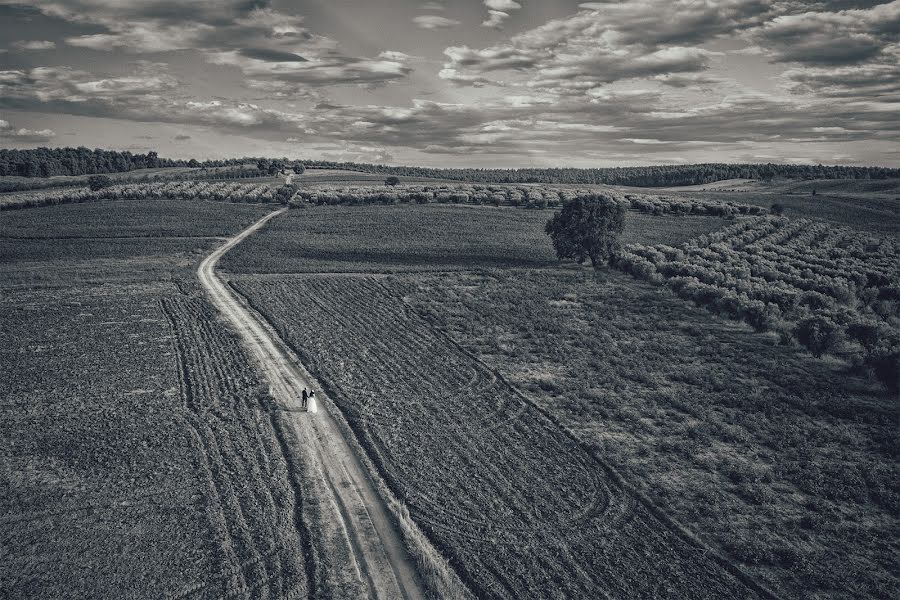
[[482, 0, 522, 29], [11, 40, 57, 51], [485, 0, 521, 10], [751, 0, 900, 65], [0, 64, 305, 133], [413, 15, 461, 30], [0, 118, 56, 142], [445, 3, 743, 92], [11, 2, 413, 89]]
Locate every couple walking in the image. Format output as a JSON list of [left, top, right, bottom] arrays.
[[301, 388, 318, 413]]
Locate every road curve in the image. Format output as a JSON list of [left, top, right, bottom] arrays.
[[198, 208, 426, 600]]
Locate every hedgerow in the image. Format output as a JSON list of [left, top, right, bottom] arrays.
[[292, 184, 767, 215], [0, 180, 279, 211]]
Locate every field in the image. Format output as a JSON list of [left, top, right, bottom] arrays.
[[617, 217, 900, 383], [632, 185, 900, 237], [232, 275, 768, 598], [222, 201, 898, 599], [5, 189, 897, 599], [400, 269, 899, 599], [0, 200, 273, 287], [0, 200, 317, 598], [220, 204, 732, 273]]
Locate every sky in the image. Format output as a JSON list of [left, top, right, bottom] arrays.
[[0, 0, 897, 167]]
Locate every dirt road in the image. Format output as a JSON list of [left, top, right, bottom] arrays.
[[198, 208, 426, 600]]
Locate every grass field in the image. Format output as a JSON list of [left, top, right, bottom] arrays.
[[0, 200, 273, 287], [221, 204, 732, 273]]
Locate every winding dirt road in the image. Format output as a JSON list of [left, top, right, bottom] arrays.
[[198, 208, 425, 600]]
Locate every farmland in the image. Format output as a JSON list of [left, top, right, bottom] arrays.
[[223, 199, 898, 599], [4, 185, 897, 599], [232, 275, 768, 599], [617, 217, 900, 385], [1, 200, 320, 598], [220, 204, 732, 274], [400, 268, 899, 599], [0, 200, 273, 287]]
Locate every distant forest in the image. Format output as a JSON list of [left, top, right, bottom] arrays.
[[304, 161, 900, 186], [1, 147, 898, 186], [0, 147, 243, 178]]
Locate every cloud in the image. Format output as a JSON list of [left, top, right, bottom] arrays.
[[0, 64, 305, 133], [0, 118, 56, 142], [413, 15, 461, 30], [482, 0, 522, 29], [238, 48, 308, 63], [484, 0, 521, 11], [445, 4, 732, 93], [781, 60, 900, 100], [751, 0, 900, 65], [12, 2, 413, 89], [482, 11, 511, 29], [11, 40, 57, 51], [421, 2, 445, 10]]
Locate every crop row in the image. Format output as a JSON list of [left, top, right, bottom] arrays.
[[160, 296, 311, 599], [233, 275, 764, 599], [615, 217, 900, 389]]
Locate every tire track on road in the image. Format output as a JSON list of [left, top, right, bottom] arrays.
[[198, 208, 426, 600]]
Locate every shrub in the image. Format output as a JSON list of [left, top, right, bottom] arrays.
[[795, 316, 842, 358], [88, 175, 113, 191]]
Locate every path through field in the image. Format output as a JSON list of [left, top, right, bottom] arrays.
[[198, 208, 425, 600]]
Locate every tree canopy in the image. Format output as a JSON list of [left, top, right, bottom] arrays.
[[545, 194, 626, 268]]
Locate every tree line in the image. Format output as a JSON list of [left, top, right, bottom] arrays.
[[4, 147, 898, 186], [302, 160, 900, 186]]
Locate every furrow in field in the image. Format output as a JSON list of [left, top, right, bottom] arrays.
[[160, 296, 309, 600], [233, 275, 772, 599]]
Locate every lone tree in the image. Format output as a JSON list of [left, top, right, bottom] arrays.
[[292, 162, 306, 175], [385, 175, 400, 186], [545, 194, 626, 268]]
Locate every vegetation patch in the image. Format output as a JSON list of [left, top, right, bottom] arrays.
[[401, 268, 899, 599]]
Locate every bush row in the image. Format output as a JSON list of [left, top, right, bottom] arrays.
[[1, 181, 279, 211], [614, 216, 900, 391], [290, 184, 766, 215]]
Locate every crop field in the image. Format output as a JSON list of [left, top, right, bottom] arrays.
[[221, 204, 732, 273], [6, 186, 896, 599], [0, 201, 333, 598], [223, 200, 899, 599], [0, 198, 274, 239], [400, 268, 899, 599], [0, 200, 272, 287], [232, 275, 767, 599]]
